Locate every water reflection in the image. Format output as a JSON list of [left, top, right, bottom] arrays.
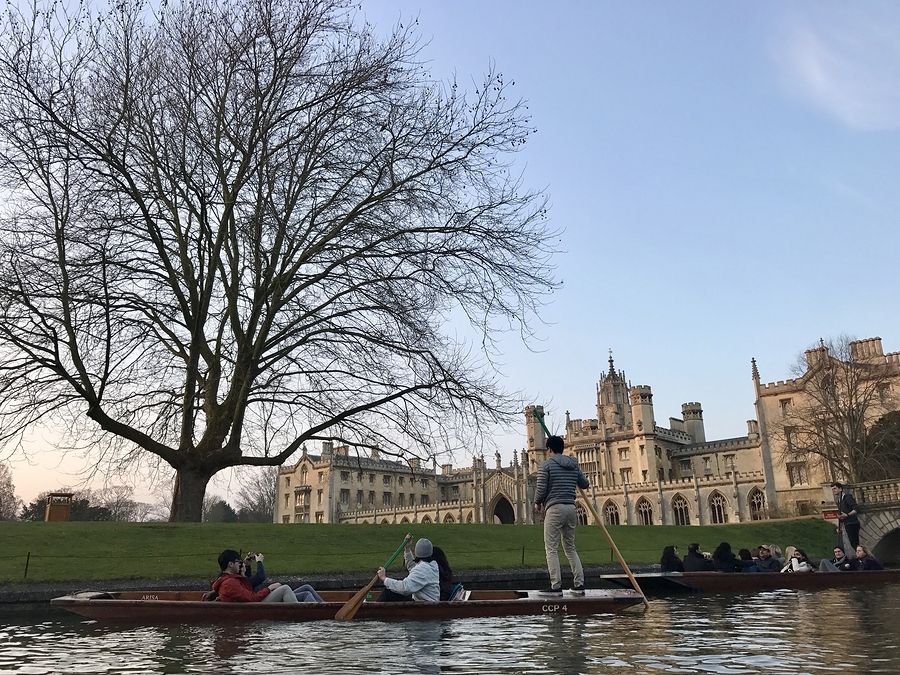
[[3, 587, 900, 674]]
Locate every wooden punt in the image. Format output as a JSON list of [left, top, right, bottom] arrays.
[[598, 569, 900, 595], [50, 588, 644, 622]]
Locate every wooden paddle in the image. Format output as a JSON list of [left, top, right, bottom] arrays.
[[578, 486, 649, 608], [335, 533, 413, 621], [531, 408, 649, 609]]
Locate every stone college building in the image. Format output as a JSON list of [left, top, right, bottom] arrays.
[[275, 336, 900, 526]]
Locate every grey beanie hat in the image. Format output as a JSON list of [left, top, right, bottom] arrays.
[[414, 538, 433, 558]]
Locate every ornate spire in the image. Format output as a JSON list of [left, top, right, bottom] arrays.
[[608, 348, 616, 377], [751, 357, 759, 382]]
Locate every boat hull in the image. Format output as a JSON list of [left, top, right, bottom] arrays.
[[50, 589, 643, 622], [600, 569, 900, 595]]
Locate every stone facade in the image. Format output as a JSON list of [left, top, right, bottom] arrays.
[[274, 336, 900, 526]]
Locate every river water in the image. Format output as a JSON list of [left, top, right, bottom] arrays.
[[2, 586, 899, 674]]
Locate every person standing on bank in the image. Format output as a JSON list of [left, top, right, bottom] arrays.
[[832, 482, 861, 549], [534, 435, 590, 597]]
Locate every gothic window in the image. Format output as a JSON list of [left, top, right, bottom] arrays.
[[709, 491, 728, 524], [398, 493, 406, 507], [340, 471, 350, 482], [443, 513, 455, 523], [636, 498, 653, 525], [421, 515, 432, 524], [620, 468, 632, 484], [383, 475, 392, 486], [339, 489, 349, 505], [285, 476, 290, 488], [749, 488, 765, 521], [618, 448, 629, 461], [679, 459, 692, 473], [382, 492, 392, 507], [603, 500, 620, 525], [300, 468, 307, 484], [576, 504, 588, 526], [672, 495, 691, 526]]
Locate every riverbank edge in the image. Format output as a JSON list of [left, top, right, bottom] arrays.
[[1, 564, 657, 604]]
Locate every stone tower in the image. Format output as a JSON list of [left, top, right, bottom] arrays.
[[525, 404, 548, 474], [682, 402, 706, 443], [597, 352, 631, 432]]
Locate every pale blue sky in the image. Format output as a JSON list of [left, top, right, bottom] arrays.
[[359, 0, 900, 442], [9, 1, 900, 502]]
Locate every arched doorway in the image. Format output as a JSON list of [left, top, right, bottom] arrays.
[[491, 495, 515, 524], [443, 513, 455, 523]]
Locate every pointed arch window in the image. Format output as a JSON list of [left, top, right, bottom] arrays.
[[603, 500, 620, 525], [672, 494, 691, 526], [749, 488, 766, 521], [709, 491, 729, 524], [636, 497, 653, 525]]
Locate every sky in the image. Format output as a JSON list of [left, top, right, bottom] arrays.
[[7, 1, 900, 506]]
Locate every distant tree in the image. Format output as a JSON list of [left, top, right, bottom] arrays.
[[0, 463, 20, 520], [866, 411, 900, 479], [205, 498, 238, 523], [19, 489, 113, 521], [235, 467, 278, 523], [771, 337, 900, 483], [94, 485, 153, 522], [0, 0, 556, 522]]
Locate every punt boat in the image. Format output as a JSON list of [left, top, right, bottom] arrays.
[[598, 569, 900, 595], [50, 588, 644, 622]]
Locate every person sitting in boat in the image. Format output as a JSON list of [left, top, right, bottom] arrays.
[[780, 548, 814, 573], [682, 543, 714, 572], [736, 548, 758, 572], [712, 542, 741, 573], [818, 546, 859, 572], [243, 551, 324, 603], [660, 545, 684, 573], [431, 546, 458, 601], [854, 544, 884, 570], [376, 537, 440, 602], [754, 545, 782, 573], [212, 549, 299, 603]]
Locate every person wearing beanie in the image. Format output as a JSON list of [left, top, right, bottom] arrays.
[[376, 537, 440, 602], [210, 549, 299, 603], [534, 435, 590, 596]]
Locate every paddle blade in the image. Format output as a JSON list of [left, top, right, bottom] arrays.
[[334, 575, 378, 621]]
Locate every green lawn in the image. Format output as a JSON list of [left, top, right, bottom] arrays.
[[0, 518, 836, 583]]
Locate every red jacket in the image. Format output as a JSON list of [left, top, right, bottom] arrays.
[[211, 573, 271, 602]]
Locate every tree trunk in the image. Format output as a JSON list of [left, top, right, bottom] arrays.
[[169, 468, 214, 522]]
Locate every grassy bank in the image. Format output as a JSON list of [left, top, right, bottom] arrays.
[[0, 518, 835, 583]]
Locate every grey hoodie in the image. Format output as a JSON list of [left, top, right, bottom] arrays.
[[535, 453, 590, 509]]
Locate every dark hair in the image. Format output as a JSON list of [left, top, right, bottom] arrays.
[[688, 543, 701, 554], [546, 436, 564, 453], [432, 546, 454, 601], [834, 545, 845, 554], [738, 548, 752, 561], [793, 548, 809, 561], [831, 482, 843, 489], [218, 549, 241, 571], [660, 545, 678, 562]]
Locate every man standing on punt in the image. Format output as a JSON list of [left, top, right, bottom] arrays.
[[534, 435, 590, 597], [832, 482, 861, 550]]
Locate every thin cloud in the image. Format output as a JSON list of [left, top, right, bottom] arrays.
[[776, 6, 900, 130]]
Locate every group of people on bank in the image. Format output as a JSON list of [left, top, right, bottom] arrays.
[[660, 541, 883, 574]]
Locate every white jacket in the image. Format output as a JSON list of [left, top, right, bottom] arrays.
[[383, 554, 440, 601], [781, 558, 814, 573]]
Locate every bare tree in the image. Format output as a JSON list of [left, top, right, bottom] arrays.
[[0, 462, 21, 520], [234, 466, 278, 522], [770, 337, 900, 483], [0, 0, 556, 520]]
